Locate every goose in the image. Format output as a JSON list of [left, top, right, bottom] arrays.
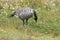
[[10, 7, 38, 25]]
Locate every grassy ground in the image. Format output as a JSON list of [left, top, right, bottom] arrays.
[[0, 0, 60, 40], [0, 26, 60, 40], [0, 8, 60, 40]]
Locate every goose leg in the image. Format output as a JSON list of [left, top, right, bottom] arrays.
[[23, 20, 25, 25], [26, 19, 28, 25]]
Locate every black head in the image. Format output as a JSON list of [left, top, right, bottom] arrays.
[[34, 16, 38, 22], [33, 10, 38, 22]]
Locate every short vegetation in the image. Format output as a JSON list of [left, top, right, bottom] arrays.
[[0, 0, 60, 40]]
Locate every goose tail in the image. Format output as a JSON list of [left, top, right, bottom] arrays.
[[10, 11, 16, 17]]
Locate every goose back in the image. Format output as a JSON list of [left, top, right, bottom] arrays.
[[15, 7, 34, 20]]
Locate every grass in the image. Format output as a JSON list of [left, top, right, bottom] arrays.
[[0, 8, 60, 40], [0, 0, 60, 40]]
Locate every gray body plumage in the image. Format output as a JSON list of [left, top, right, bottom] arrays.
[[15, 7, 34, 20]]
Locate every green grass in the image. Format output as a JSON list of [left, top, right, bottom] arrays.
[[0, 8, 60, 40], [0, 0, 60, 40]]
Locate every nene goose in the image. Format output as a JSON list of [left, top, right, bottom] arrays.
[[10, 7, 38, 25]]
